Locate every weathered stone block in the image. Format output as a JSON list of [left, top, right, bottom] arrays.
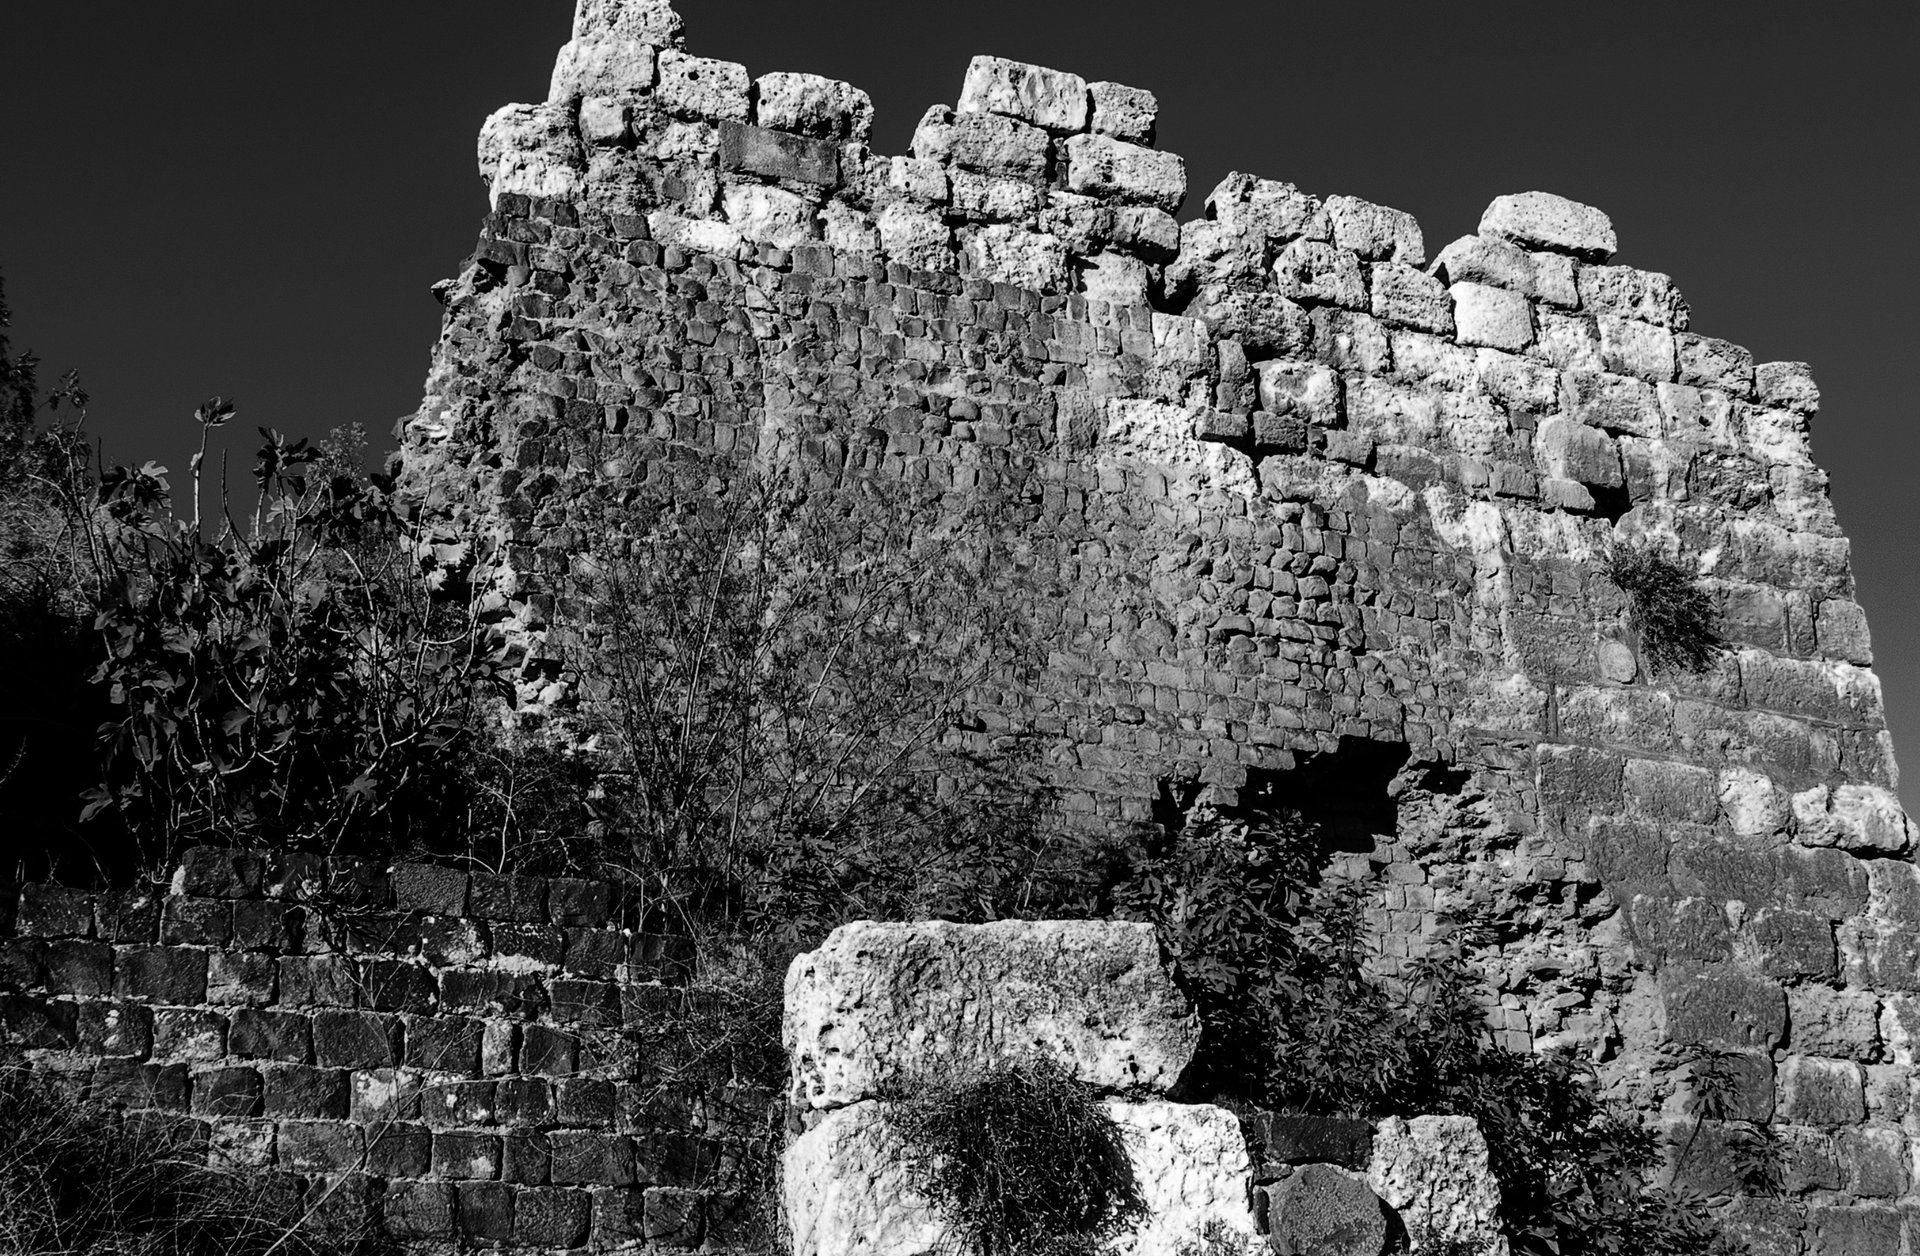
[[160, 897, 228, 946], [1743, 909, 1837, 980], [1268, 1163, 1388, 1256], [755, 71, 873, 140], [719, 122, 839, 186], [1756, 360, 1820, 414], [76, 999, 153, 1058], [1480, 191, 1616, 260], [279, 1120, 365, 1174], [1628, 894, 1731, 965], [434, 1130, 504, 1180], [1786, 985, 1877, 1059], [964, 225, 1068, 292], [1370, 263, 1452, 333], [457, 1181, 516, 1242], [1661, 966, 1786, 1049], [916, 107, 1049, 180], [384, 1179, 456, 1240], [313, 1010, 400, 1069], [1780, 1054, 1866, 1125], [1597, 315, 1676, 382], [1089, 80, 1157, 143], [469, 872, 548, 922], [1324, 195, 1423, 265], [959, 55, 1088, 133], [367, 1124, 432, 1177], [1450, 282, 1531, 349], [655, 50, 749, 122], [1063, 133, 1186, 213], [1367, 1116, 1505, 1255], [1243, 1113, 1376, 1171], [548, 37, 655, 103], [786, 920, 1199, 1109], [190, 1065, 263, 1118], [513, 1186, 593, 1247], [1834, 1127, 1907, 1198], [1577, 264, 1689, 327], [114, 946, 207, 1004], [1806, 1205, 1900, 1256], [262, 1063, 348, 1118], [228, 1008, 312, 1063], [389, 862, 469, 915], [1274, 240, 1366, 310]]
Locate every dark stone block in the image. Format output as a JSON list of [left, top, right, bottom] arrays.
[[415, 916, 488, 965], [264, 851, 325, 902], [493, 923, 564, 969], [636, 1132, 722, 1187], [554, 1077, 615, 1127], [1662, 967, 1787, 1049], [405, 1015, 483, 1073], [18, 885, 93, 937], [366, 1123, 432, 1177], [592, 1186, 647, 1248], [278, 1120, 365, 1173], [1835, 1127, 1907, 1198], [207, 950, 277, 1005], [384, 1180, 456, 1240], [360, 959, 437, 1013], [1807, 1205, 1901, 1256], [43, 940, 112, 996], [76, 999, 153, 1057], [92, 1059, 190, 1109], [435, 1130, 504, 1180], [278, 956, 357, 1007], [563, 928, 624, 978], [1536, 744, 1625, 817], [178, 847, 265, 898], [643, 1186, 704, 1247], [522, 1024, 580, 1076], [152, 1007, 227, 1059], [422, 1079, 497, 1128], [303, 1171, 380, 1236], [705, 1191, 764, 1249], [230, 900, 301, 951], [0, 940, 44, 989], [514, 1186, 592, 1247], [551, 1132, 634, 1186], [323, 857, 390, 909], [95, 890, 160, 942], [441, 968, 547, 1017], [458, 1181, 516, 1242], [498, 1076, 553, 1125], [550, 979, 616, 1026], [549, 878, 611, 927], [1627, 894, 1732, 965], [719, 122, 840, 186], [1669, 833, 1781, 907], [261, 1064, 349, 1118], [113, 946, 208, 1004], [160, 896, 230, 946], [390, 862, 469, 915], [1744, 908, 1836, 980], [470, 873, 547, 922], [1267, 1163, 1388, 1256], [625, 934, 696, 982], [1687, 1049, 1774, 1122], [229, 1008, 313, 1062], [190, 1065, 263, 1117], [1243, 1113, 1377, 1171], [1782, 846, 1868, 919], [312, 1010, 401, 1069], [504, 1132, 552, 1184]]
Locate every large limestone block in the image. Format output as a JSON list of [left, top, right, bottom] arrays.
[[964, 224, 1068, 292], [958, 55, 1089, 133], [477, 103, 583, 208], [548, 38, 657, 103], [1367, 1115, 1508, 1255], [784, 920, 1199, 1110], [1480, 191, 1617, 261], [754, 71, 875, 142], [783, 1098, 1256, 1256], [570, 0, 682, 46], [1064, 133, 1187, 213]]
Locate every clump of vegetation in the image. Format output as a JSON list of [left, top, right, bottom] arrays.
[[889, 1061, 1145, 1256], [1606, 546, 1723, 674], [0, 1064, 389, 1255]]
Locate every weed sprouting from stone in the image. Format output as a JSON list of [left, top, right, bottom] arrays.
[[1606, 547, 1723, 675]]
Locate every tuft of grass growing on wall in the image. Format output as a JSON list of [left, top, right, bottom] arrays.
[[889, 1061, 1145, 1256], [0, 1064, 388, 1256], [1606, 547, 1724, 675]]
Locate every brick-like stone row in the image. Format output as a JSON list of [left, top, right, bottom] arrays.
[[0, 849, 765, 1252]]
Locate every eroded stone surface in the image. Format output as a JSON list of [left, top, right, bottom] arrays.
[[1368, 1116, 1507, 1255], [784, 920, 1199, 1110], [783, 1099, 1255, 1256]]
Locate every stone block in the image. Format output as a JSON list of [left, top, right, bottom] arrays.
[[1369, 262, 1452, 333], [1450, 281, 1531, 349], [719, 122, 839, 186], [916, 107, 1049, 180], [1366, 1116, 1504, 1255], [178, 847, 265, 898], [1480, 191, 1616, 259], [1089, 80, 1157, 142], [42, 939, 110, 996], [278, 956, 356, 1008], [1677, 333, 1754, 395], [876, 202, 951, 271], [786, 920, 1198, 1110], [159, 896, 228, 947], [1243, 1113, 1376, 1170], [1628, 894, 1731, 965], [1793, 783, 1912, 856], [959, 55, 1088, 133], [95, 890, 160, 942], [435, 1130, 504, 1180], [207, 951, 275, 1006], [114, 946, 207, 1004], [1191, 290, 1313, 357], [469, 872, 549, 922], [1756, 360, 1819, 414], [644, 1186, 705, 1247], [504, 1131, 552, 1184], [754, 71, 873, 140], [1621, 758, 1718, 825], [1273, 240, 1366, 310], [0, 994, 74, 1048], [228, 1008, 312, 1063], [1743, 909, 1836, 980], [312, 1010, 400, 1069], [360, 959, 437, 1013], [385, 1179, 456, 1240], [1324, 194, 1424, 264], [1779, 1055, 1865, 1124], [458, 1181, 516, 1242], [278, 1120, 364, 1173], [76, 999, 153, 1058], [1660, 966, 1785, 1049], [1577, 264, 1689, 327], [229, 900, 299, 951], [550, 1131, 636, 1186], [963, 225, 1067, 292], [655, 50, 749, 122], [723, 183, 819, 249], [1063, 133, 1186, 213], [262, 1064, 348, 1118], [190, 1065, 263, 1118], [1536, 416, 1623, 491], [578, 96, 628, 144], [367, 1124, 432, 1178], [1268, 1163, 1388, 1256], [1835, 1127, 1907, 1198], [91, 1059, 189, 1110], [389, 862, 469, 915], [1256, 361, 1343, 428], [152, 1007, 226, 1061], [1815, 598, 1873, 665], [1806, 1205, 1901, 1256], [570, 0, 682, 46], [1561, 368, 1660, 437], [784, 1098, 1254, 1256], [547, 37, 656, 103], [1786, 985, 1877, 1059], [1597, 315, 1676, 382], [514, 1186, 593, 1247], [1431, 233, 1535, 294]]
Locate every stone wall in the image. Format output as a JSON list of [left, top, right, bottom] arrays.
[[80, 0, 1920, 1249], [0, 847, 769, 1252]]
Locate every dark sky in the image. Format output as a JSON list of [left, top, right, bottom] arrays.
[[4, 2, 1916, 798]]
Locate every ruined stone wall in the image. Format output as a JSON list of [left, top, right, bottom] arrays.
[[399, 0, 1910, 1249], [0, 848, 769, 1252]]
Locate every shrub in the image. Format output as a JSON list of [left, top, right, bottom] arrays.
[[889, 1061, 1145, 1256], [0, 1063, 388, 1255], [1605, 547, 1722, 675]]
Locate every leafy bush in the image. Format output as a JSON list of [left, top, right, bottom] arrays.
[[0, 1063, 389, 1255], [1606, 547, 1723, 674], [889, 1061, 1145, 1256]]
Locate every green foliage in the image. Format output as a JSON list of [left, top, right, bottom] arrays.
[[890, 1061, 1145, 1256], [1606, 547, 1723, 675], [0, 1063, 390, 1255]]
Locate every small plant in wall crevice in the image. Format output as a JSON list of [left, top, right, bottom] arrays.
[[888, 1061, 1145, 1256], [1606, 545, 1724, 675]]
